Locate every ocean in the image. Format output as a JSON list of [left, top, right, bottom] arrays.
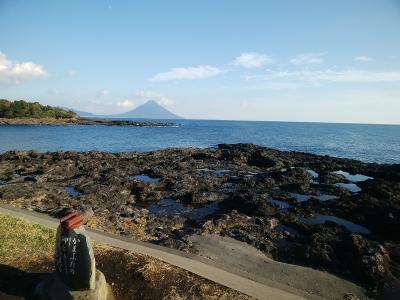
[[0, 119, 399, 164]]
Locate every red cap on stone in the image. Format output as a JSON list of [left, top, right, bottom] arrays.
[[60, 211, 84, 230]]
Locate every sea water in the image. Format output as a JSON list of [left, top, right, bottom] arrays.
[[0, 119, 399, 163]]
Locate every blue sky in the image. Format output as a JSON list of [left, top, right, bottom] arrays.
[[1, 0, 400, 124]]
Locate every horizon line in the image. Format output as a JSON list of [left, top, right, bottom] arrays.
[[84, 116, 400, 126]]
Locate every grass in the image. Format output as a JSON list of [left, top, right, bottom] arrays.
[[0, 213, 55, 266], [0, 213, 252, 300]]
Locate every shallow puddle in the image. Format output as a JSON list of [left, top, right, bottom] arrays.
[[333, 170, 372, 182], [240, 171, 258, 177], [314, 194, 338, 201], [307, 170, 319, 178], [222, 182, 236, 193], [64, 186, 81, 197], [336, 183, 362, 193], [148, 198, 221, 220], [189, 201, 221, 220], [246, 171, 258, 175], [214, 169, 230, 177], [269, 199, 292, 209], [197, 169, 230, 177], [290, 193, 338, 202], [148, 198, 190, 216], [291, 193, 311, 202], [130, 174, 161, 183], [301, 214, 370, 234]]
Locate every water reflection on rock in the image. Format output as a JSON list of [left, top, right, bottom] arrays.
[[64, 186, 81, 197], [148, 198, 221, 220], [333, 170, 373, 182], [336, 183, 362, 193], [222, 182, 236, 193], [269, 199, 292, 209], [130, 174, 161, 183], [197, 169, 230, 177], [290, 193, 338, 202], [307, 170, 319, 178], [301, 214, 370, 234]]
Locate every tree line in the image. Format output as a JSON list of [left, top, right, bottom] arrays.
[[0, 99, 77, 119]]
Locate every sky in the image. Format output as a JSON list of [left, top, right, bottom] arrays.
[[1, 0, 400, 124]]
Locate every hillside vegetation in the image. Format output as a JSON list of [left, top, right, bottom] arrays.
[[0, 99, 77, 119]]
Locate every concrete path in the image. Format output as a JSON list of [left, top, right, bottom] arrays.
[[188, 234, 366, 300], [0, 204, 305, 300]]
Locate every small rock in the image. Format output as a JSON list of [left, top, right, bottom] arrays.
[[343, 294, 360, 300], [267, 218, 279, 230]]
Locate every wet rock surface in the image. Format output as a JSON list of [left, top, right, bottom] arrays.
[[0, 143, 399, 295]]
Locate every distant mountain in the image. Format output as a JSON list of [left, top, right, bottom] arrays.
[[113, 100, 182, 119]]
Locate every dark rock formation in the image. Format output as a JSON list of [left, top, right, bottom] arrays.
[[0, 143, 399, 295]]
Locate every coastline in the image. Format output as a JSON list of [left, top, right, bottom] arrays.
[[0, 117, 175, 127], [0, 144, 398, 297]]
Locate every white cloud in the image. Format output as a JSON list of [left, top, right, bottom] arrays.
[[262, 69, 400, 83], [117, 99, 135, 108], [48, 88, 62, 95], [135, 91, 173, 106], [99, 89, 110, 96], [0, 51, 47, 85], [354, 56, 373, 62], [150, 65, 222, 81], [257, 82, 316, 89], [67, 69, 78, 77], [71, 98, 115, 114], [234, 52, 272, 68], [289, 52, 326, 65]]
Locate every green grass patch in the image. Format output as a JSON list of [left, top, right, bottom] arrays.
[[0, 213, 55, 262]]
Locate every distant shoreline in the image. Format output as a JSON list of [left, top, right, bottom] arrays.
[[0, 117, 175, 127]]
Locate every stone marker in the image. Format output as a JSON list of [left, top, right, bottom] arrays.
[[56, 211, 96, 290], [35, 210, 111, 300]]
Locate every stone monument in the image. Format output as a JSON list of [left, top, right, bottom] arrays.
[[56, 211, 96, 290], [35, 210, 111, 300]]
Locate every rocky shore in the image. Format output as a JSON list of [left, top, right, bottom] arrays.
[[0, 144, 398, 297], [0, 117, 175, 127]]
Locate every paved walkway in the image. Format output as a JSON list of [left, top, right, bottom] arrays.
[[0, 204, 305, 300]]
